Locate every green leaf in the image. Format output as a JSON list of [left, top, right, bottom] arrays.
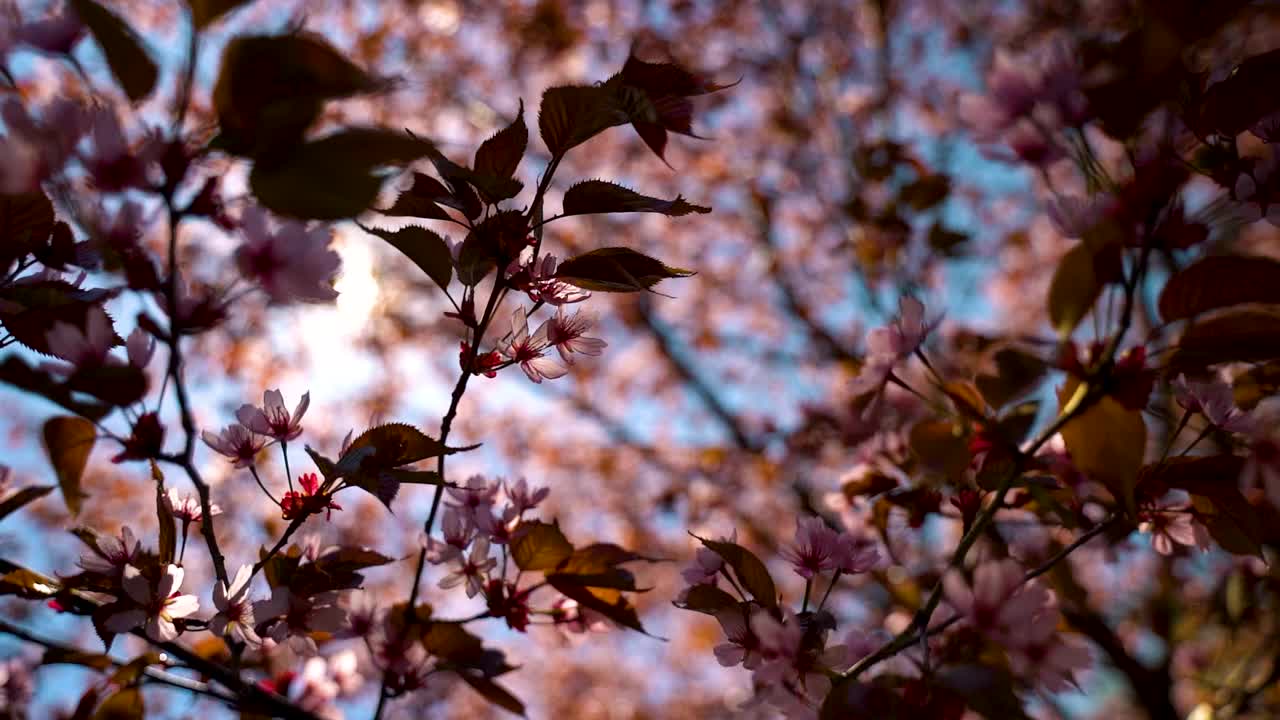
[[538, 85, 628, 155], [555, 247, 695, 293], [42, 416, 96, 516], [71, 1, 158, 103], [92, 686, 144, 720], [42, 647, 114, 671], [1159, 255, 1280, 322], [511, 521, 573, 571], [693, 535, 777, 609], [459, 673, 526, 717], [186, 0, 254, 29], [473, 100, 527, 194], [360, 224, 452, 291], [0, 485, 53, 523], [0, 569, 60, 598], [153, 463, 176, 565], [1047, 242, 1110, 338], [1057, 378, 1146, 514], [249, 129, 435, 220], [561, 180, 711, 217], [673, 583, 738, 615]]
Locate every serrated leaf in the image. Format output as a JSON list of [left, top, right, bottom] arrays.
[[456, 210, 527, 286], [42, 416, 96, 516], [1057, 378, 1146, 514], [694, 536, 776, 609], [538, 85, 628, 155], [511, 521, 573, 571], [1168, 308, 1280, 373], [474, 100, 527, 189], [378, 172, 455, 221], [1158, 255, 1280, 322], [561, 180, 711, 217], [0, 485, 53, 523], [459, 673, 526, 717], [213, 33, 388, 157], [360, 224, 452, 291], [344, 423, 468, 468], [187, 0, 253, 29], [250, 129, 435, 220], [0, 282, 121, 357], [71, 1, 157, 103], [0, 191, 55, 270], [555, 247, 695, 293]]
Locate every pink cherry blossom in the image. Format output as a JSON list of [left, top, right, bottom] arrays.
[[44, 306, 118, 372], [1241, 397, 1280, 506], [125, 328, 154, 369], [211, 564, 260, 646], [201, 423, 267, 467], [235, 207, 341, 304], [254, 588, 348, 656], [712, 609, 761, 668], [1139, 508, 1210, 556], [439, 536, 496, 598], [849, 296, 941, 397], [1172, 374, 1254, 433], [504, 477, 549, 515], [681, 546, 724, 586], [77, 526, 140, 576], [780, 516, 841, 579], [546, 308, 607, 364], [163, 488, 221, 523], [832, 533, 880, 574], [105, 564, 199, 642], [445, 475, 501, 523], [501, 306, 567, 383], [426, 506, 474, 564], [237, 389, 309, 442]]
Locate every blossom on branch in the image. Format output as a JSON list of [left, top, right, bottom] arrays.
[[237, 389, 309, 442], [211, 564, 260, 646], [201, 423, 267, 467], [105, 564, 199, 642]]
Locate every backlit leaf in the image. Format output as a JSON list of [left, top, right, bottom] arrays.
[[1057, 378, 1146, 513], [538, 85, 628, 155], [555, 247, 695, 293], [42, 416, 96, 516], [1047, 243, 1104, 338], [187, 0, 253, 29], [71, 0, 158, 103], [474, 100, 527, 187], [360, 224, 453, 291], [92, 687, 143, 720], [1158, 255, 1280, 322], [561, 180, 711, 217], [0, 191, 55, 270], [1167, 308, 1280, 373], [0, 358, 111, 420], [694, 535, 777, 609], [378, 173, 455, 221], [213, 33, 388, 156], [672, 583, 738, 615], [459, 674, 526, 717], [249, 129, 435, 219], [0, 485, 53, 523], [0, 569, 60, 598], [511, 521, 573, 571], [908, 420, 970, 481], [154, 463, 175, 565]]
